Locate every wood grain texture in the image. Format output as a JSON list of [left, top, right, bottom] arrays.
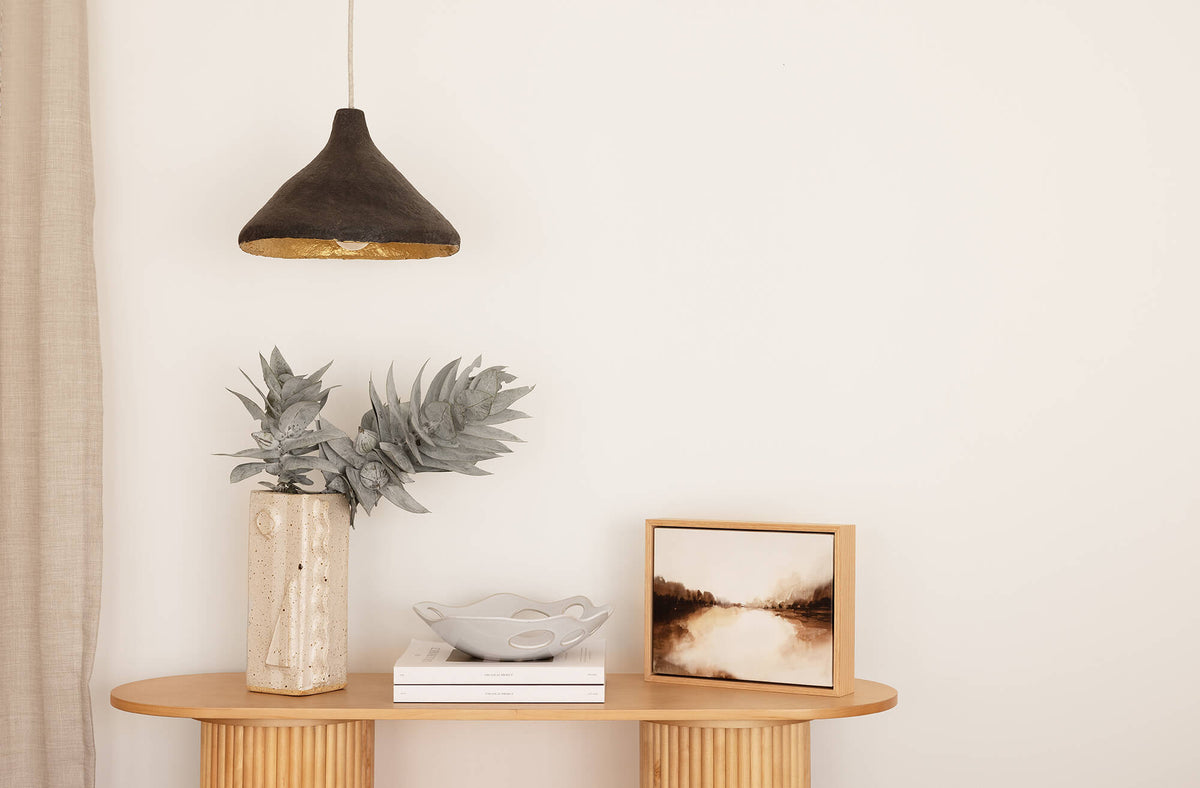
[[111, 673, 895, 722], [641, 721, 809, 788], [200, 720, 372, 788], [644, 519, 856, 697]]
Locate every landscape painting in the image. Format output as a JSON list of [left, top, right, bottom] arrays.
[[649, 523, 840, 689]]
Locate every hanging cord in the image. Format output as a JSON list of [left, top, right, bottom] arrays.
[[347, 0, 356, 108]]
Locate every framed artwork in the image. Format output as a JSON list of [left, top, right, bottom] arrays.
[[644, 519, 855, 697]]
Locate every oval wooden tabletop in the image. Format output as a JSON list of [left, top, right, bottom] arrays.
[[112, 673, 897, 722]]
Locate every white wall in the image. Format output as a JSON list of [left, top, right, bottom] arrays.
[[88, 2, 1200, 786]]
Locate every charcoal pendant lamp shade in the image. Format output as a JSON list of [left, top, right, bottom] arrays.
[[238, 109, 460, 260]]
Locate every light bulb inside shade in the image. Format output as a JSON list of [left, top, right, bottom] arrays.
[[335, 240, 370, 251]]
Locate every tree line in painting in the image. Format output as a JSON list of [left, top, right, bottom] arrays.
[[651, 575, 833, 623]]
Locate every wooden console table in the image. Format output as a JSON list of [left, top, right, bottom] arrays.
[[112, 673, 896, 787]]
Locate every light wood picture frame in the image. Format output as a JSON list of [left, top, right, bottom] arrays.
[[644, 519, 855, 697]]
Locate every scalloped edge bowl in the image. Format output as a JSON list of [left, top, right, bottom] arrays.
[[413, 593, 613, 661]]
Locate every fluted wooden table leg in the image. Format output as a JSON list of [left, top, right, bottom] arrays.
[[200, 719, 374, 788], [641, 721, 809, 788]]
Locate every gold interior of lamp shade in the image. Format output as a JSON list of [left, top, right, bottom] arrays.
[[239, 237, 460, 260]]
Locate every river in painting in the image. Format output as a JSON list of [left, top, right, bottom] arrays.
[[652, 599, 833, 687]]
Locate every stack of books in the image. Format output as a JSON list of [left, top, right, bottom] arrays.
[[392, 638, 606, 703]]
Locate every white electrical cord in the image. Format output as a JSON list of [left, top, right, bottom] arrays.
[[347, 0, 356, 108]]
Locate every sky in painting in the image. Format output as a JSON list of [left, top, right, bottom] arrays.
[[654, 527, 834, 604]]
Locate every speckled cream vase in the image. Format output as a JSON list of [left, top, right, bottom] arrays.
[[246, 490, 350, 695]]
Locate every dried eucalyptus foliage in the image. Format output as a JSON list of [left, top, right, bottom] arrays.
[[223, 349, 531, 523], [317, 356, 533, 519], [219, 348, 343, 493]]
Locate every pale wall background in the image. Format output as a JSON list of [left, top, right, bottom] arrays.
[[88, 1, 1200, 786]]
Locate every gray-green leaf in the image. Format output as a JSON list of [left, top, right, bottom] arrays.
[[460, 389, 493, 422], [281, 427, 344, 453], [471, 367, 503, 396], [423, 401, 456, 441], [454, 434, 512, 454], [368, 380, 393, 442], [425, 359, 458, 410], [460, 424, 523, 443], [281, 455, 341, 474], [490, 385, 533, 415], [217, 448, 281, 460], [380, 482, 429, 514], [322, 434, 367, 469], [279, 401, 321, 434], [282, 376, 319, 401], [451, 356, 481, 402], [230, 462, 266, 483], [305, 360, 333, 384], [259, 354, 282, 397], [482, 409, 530, 425], [269, 347, 293, 377], [378, 441, 415, 474], [229, 389, 268, 423]]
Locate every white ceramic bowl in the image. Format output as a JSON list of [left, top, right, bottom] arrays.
[[412, 593, 612, 661]]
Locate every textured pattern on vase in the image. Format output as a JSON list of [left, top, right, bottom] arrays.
[[247, 491, 349, 695]]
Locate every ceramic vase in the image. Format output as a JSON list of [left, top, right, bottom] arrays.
[[246, 490, 349, 695]]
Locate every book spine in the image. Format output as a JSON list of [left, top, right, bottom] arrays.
[[392, 684, 606, 703], [392, 667, 605, 685]]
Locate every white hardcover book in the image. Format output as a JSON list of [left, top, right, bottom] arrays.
[[393, 638, 605, 685], [392, 683, 605, 703]]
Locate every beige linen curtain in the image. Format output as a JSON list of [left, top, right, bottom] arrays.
[[0, 0, 103, 786]]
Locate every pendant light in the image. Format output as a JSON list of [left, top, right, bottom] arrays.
[[238, 0, 460, 260]]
